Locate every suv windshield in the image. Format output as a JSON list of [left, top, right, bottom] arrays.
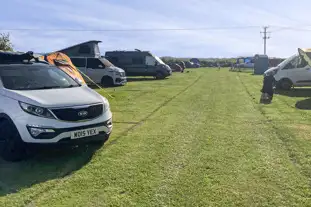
[[0, 64, 80, 90]]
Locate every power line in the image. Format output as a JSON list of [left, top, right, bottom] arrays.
[[4, 25, 311, 33], [271, 27, 311, 32], [0, 26, 260, 32]]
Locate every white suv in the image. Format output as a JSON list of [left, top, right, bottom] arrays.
[[0, 61, 113, 161]]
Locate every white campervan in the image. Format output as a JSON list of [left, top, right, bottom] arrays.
[[58, 40, 127, 87], [264, 54, 311, 90], [71, 57, 126, 87]]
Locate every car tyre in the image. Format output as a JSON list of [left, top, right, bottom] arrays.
[[90, 134, 110, 146], [0, 120, 27, 162], [101, 76, 114, 87], [277, 79, 292, 90]]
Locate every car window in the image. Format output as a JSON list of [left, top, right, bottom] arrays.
[[87, 58, 105, 69], [100, 58, 114, 67], [118, 56, 133, 65], [297, 56, 308, 68], [0, 65, 79, 90], [71, 58, 86, 68], [132, 57, 144, 64], [146, 56, 156, 66]]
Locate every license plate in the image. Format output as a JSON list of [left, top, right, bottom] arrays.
[[71, 128, 99, 139]]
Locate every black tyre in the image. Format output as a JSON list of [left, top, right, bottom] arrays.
[[0, 120, 27, 162], [155, 71, 165, 80], [90, 134, 110, 146], [277, 79, 292, 90], [101, 76, 114, 87]]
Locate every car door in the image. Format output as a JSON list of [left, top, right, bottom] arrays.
[[130, 56, 147, 76], [118, 56, 134, 76], [146, 55, 156, 75], [86, 58, 107, 84], [294, 55, 311, 86], [285, 55, 311, 86]]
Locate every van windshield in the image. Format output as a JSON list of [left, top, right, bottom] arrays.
[[0, 64, 80, 90], [277, 54, 297, 68], [154, 55, 165, 65], [100, 58, 114, 67]]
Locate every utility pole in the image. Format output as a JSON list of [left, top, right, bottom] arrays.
[[261, 26, 270, 55]]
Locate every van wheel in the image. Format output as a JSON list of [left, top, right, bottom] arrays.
[[0, 120, 27, 162], [101, 76, 114, 87], [155, 71, 165, 80], [277, 79, 292, 90]]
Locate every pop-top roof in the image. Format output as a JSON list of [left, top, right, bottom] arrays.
[[57, 40, 102, 52]]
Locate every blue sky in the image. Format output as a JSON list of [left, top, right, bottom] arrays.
[[1, 0, 311, 58]]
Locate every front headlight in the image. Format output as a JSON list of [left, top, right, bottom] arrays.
[[19, 102, 55, 119], [102, 98, 110, 112], [115, 72, 121, 76]]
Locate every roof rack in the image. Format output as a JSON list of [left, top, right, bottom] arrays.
[[0, 51, 48, 64]]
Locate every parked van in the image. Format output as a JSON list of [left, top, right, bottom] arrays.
[[0, 52, 113, 161], [105, 50, 172, 79], [71, 57, 126, 86], [58, 40, 126, 87], [264, 53, 310, 90]]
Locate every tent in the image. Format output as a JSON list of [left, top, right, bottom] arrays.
[[39, 52, 86, 84]]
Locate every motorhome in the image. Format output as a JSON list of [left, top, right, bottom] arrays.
[[105, 50, 172, 79]]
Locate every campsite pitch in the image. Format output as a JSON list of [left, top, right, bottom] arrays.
[[1, 69, 311, 206]]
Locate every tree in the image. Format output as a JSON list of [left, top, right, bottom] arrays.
[[0, 33, 13, 51]]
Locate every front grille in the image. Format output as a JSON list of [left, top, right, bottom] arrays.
[[51, 104, 103, 122]]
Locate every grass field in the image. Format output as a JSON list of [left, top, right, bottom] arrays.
[[2, 68, 311, 206]]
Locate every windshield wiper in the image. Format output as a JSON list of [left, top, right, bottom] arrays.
[[62, 84, 79, 88], [28, 86, 62, 90]]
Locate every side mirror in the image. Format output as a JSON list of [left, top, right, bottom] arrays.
[[98, 65, 103, 68], [155, 62, 158, 66]]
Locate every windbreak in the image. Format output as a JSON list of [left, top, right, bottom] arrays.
[[40, 52, 86, 84]]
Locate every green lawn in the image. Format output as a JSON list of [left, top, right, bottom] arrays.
[[1, 68, 311, 206]]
